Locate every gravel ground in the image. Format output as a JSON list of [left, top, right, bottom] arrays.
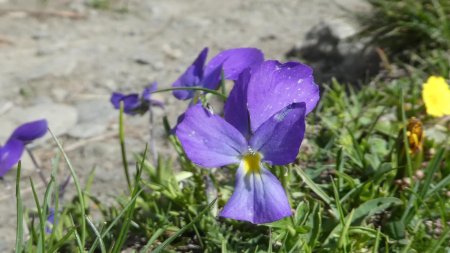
[[0, 0, 369, 250]]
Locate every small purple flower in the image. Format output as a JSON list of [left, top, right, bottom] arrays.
[[0, 119, 48, 177], [176, 60, 319, 224], [110, 82, 163, 115], [172, 47, 264, 100]]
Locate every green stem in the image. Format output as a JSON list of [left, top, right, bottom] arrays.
[[119, 101, 132, 191], [152, 87, 227, 100]]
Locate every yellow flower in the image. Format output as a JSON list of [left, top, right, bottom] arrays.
[[422, 76, 450, 117]]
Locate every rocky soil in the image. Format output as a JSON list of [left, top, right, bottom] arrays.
[[0, 0, 370, 250]]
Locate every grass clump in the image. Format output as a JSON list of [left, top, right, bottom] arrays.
[[361, 0, 450, 55], [10, 3, 450, 251]]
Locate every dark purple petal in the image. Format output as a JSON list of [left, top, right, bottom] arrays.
[[224, 69, 251, 138], [116, 94, 141, 114], [249, 103, 306, 165], [172, 48, 208, 100], [0, 139, 25, 177], [220, 165, 292, 224], [205, 48, 264, 80], [10, 119, 48, 143], [110, 92, 125, 109], [142, 82, 158, 102], [247, 60, 319, 131], [201, 63, 223, 90], [176, 104, 247, 168]]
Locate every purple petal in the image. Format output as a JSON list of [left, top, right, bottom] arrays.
[[247, 60, 319, 131], [172, 48, 208, 100], [224, 69, 251, 138], [220, 165, 292, 224], [205, 48, 264, 80], [0, 139, 25, 177], [201, 63, 223, 90], [176, 104, 247, 168], [10, 119, 48, 143], [110, 92, 125, 109], [249, 103, 306, 165], [120, 94, 141, 114], [142, 82, 158, 102]]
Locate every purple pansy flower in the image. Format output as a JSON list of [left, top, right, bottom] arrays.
[[176, 61, 319, 224], [0, 119, 48, 177], [110, 82, 163, 115], [172, 47, 264, 100]]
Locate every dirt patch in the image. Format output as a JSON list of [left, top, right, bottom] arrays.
[[0, 0, 367, 250]]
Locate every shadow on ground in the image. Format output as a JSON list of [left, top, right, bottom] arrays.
[[286, 23, 381, 85]]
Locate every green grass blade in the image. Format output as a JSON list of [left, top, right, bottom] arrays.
[[69, 215, 84, 252], [338, 209, 354, 249], [325, 197, 401, 243], [86, 216, 106, 253], [49, 153, 61, 243], [152, 87, 227, 100], [308, 204, 321, 249], [420, 148, 445, 198], [151, 199, 217, 253], [429, 228, 450, 253], [140, 227, 166, 253], [426, 173, 450, 198], [332, 179, 346, 226], [111, 145, 147, 253], [15, 161, 24, 253], [295, 166, 333, 206], [29, 178, 45, 253], [399, 85, 413, 178], [119, 101, 132, 191], [400, 220, 421, 253], [88, 188, 145, 253], [42, 177, 55, 226], [372, 228, 381, 253], [47, 227, 76, 253], [48, 128, 86, 249]]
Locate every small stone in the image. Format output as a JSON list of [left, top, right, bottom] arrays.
[[326, 18, 359, 40], [51, 88, 69, 102], [0, 103, 78, 139], [402, 177, 411, 187], [162, 44, 183, 59], [25, 56, 77, 81], [415, 170, 425, 180], [68, 123, 107, 139], [75, 99, 116, 124], [434, 228, 442, 236], [151, 61, 164, 71]]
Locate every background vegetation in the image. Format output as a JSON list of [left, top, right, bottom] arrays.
[[13, 0, 450, 252]]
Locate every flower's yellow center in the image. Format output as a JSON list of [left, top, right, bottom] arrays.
[[242, 152, 262, 174]]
